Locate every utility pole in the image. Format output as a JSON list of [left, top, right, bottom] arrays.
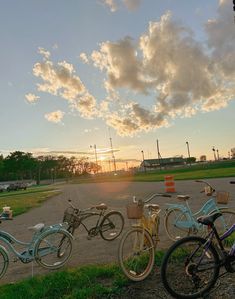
[[108, 128, 117, 173], [212, 147, 216, 161], [156, 139, 162, 170], [90, 144, 98, 173], [141, 150, 146, 173], [186, 141, 191, 166], [217, 149, 219, 161]]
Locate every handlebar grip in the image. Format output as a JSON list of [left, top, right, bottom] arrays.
[[162, 194, 172, 197], [230, 181, 235, 184], [195, 180, 203, 183]]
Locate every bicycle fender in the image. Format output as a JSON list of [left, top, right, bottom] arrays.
[[209, 206, 230, 214]]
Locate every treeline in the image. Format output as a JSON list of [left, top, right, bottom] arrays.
[[0, 151, 101, 184]]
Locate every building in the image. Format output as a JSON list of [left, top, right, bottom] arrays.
[[140, 157, 187, 170]]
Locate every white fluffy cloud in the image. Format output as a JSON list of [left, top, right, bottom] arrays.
[[25, 93, 40, 103], [45, 110, 65, 123], [29, 0, 235, 136], [102, 0, 141, 12]]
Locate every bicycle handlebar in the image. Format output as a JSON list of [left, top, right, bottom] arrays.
[[195, 180, 215, 194], [133, 193, 171, 204], [230, 181, 235, 184]]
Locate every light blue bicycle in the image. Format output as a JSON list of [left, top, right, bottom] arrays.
[[164, 180, 235, 241], [0, 219, 73, 279]]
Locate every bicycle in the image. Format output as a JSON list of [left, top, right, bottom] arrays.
[[164, 180, 235, 241], [0, 218, 73, 279], [118, 193, 171, 281], [161, 210, 235, 298], [60, 200, 124, 247]]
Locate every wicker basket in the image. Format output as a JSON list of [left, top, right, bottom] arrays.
[[216, 191, 230, 204], [126, 203, 143, 219], [63, 207, 81, 228]]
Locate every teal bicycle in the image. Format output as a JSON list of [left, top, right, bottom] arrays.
[[0, 219, 73, 279], [164, 180, 235, 241]]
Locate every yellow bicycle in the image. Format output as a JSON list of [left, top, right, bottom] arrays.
[[118, 193, 171, 281]]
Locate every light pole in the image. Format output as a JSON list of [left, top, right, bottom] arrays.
[[186, 141, 191, 166], [141, 150, 146, 173], [212, 146, 216, 161], [216, 149, 219, 161], [90, 144, 98, 173]]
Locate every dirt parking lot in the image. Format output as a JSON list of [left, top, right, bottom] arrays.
[[0, 177, 234, 285]]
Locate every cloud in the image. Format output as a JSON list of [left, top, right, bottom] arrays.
[[25, 93, 40, 103], [45, 110, 65, 123], [102, 0, 141, 12], [38, 47, 50, 60], [80, 52, 89, 64], [122, 0, 141, 11], [29, 1, 235, 136]]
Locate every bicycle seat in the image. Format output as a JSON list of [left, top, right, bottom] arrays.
[[94, 203, 108, 210], [177, 195, 190, 201], [28, 223, 45, 232], [145, 204, 160, 211], [197, 212, 222, 226]]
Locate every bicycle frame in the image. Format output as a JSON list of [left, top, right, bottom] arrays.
[[0, 223, 68, 263], [75, 209, 106, 236], [166, 197, 228, 231]]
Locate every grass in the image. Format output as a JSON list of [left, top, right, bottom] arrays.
[[0, 186, 61, 216], [0, 249, 167, 299], [0, 264, 128, 299]]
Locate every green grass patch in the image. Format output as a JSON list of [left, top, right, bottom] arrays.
[[0, 250, 167, 299], [0, 186, 61, 216]]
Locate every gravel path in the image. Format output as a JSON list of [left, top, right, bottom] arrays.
[[0, 178, 234, 298]]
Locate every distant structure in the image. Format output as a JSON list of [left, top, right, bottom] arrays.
[[231, 148, 235, 159], [140, 156, 194, 170]]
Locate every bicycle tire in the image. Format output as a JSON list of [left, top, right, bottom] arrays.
[[57, 225, 75, 258], [100, 211, 124, 241], [215, 208, 235, 236], [161, 236, 220, 299], [0, 246, 9, 279], [118, 227, 155, 281], [164, 208, 191, 241], [34, 229, 73, 270]]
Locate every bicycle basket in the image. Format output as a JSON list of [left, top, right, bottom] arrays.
[[216, 191, 230, 204], [63, 207, 81, 228], [126, 203, 143, 219]]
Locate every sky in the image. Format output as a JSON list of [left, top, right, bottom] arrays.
[[0, 0, 234, 170]]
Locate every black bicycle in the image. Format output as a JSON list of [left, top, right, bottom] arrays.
[[63, 199, 123, 239], [161, 182, 235, 298]]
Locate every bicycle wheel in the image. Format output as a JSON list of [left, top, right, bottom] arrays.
[[164, 208, 191, 241], [161, 236, 220, 299], [215, 209, 235, 235], [0, 246, 9, 279], [118, 227, 155, 281], [100, 211, 124, 241], [34, 230, 73, 269], [57, 226, 75, 258]]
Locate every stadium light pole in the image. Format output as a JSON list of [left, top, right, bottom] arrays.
[[141, 150, 146, 173], [90, 144, 98, 173], [186, 141, 191, 166], [212, 146, 216, 161]]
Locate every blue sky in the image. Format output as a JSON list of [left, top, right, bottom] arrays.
[[0, 0, 234, 168]]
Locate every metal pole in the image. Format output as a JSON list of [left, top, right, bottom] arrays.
[[212, 146, 216, 161], [186, 141, 191, 166], [156, 139, 162, 170], [141, 150, 146, 173], [216, 149, 219, 161]]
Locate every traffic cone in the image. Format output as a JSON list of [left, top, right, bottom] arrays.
[[164, 175, 176, 193]]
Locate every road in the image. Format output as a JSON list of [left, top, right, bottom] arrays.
[[0, 177, 234, 285]]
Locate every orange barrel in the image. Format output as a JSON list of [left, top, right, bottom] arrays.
[[164, 175, 176, 192]]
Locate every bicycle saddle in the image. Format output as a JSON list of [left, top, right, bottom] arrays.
[[177, 195, 190, 201], [28, 223, 45, 231], [94, 203, 108, 210], [197, 212, 222, 226], [145, 204, 160, 210]]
